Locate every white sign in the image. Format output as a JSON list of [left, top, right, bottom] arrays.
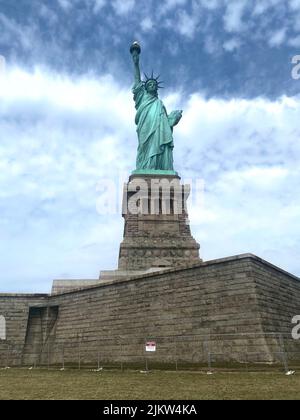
[[145, 341, 156, 352]]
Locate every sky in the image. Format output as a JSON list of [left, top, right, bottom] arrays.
[[0, 0, 300, 292]]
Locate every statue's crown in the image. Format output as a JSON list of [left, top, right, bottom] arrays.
[[143, 71, 164, 89]]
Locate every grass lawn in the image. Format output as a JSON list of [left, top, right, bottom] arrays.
[[0, 369, 299, 400]]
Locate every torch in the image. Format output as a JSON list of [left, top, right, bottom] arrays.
[[130, 41, 141, 57]]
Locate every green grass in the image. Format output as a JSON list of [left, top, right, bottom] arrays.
[[0, 369, 299, 400]]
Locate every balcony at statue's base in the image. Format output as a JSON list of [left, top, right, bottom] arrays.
[[131, 169, 178, 176]]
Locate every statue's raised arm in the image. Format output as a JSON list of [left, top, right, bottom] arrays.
[[129, 42, 182, 174], [130, 42, 141, 85]]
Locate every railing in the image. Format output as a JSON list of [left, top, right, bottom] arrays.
[[1, 332, 300, 373]]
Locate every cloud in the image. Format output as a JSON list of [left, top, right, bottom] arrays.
[[252, 0, 281, 16], [175, 10, 200, 39], [111, 0, 136, 15], [57, 0, 73, 12], [223, 0, 248, 33], [197, 0, 219, 10], [0, 13, 37, 51], [93, 0, 106, 13], [223, 38, 242, 52], [289, 0, 300, 11], [268, 28, 287, 47], [159, 0, 188, 15], [140, 17, 154, 32]]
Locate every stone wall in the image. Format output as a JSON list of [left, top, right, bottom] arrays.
[[1, 254, 300, 366], [251, 257, 300, 360], [0, 294, 47, 365]]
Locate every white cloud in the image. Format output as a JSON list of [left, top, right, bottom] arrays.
[[196, 0, 219, 10], [289, 0, 300, 11], [93, 0, 106, 13], [223, 0, 248, 33], [38, 4, 58, 25], [268, 28, 287, 47], [159, 0, 188, 15], [140, 17, 154, 32], [252, 0, 281, 16], [112, 0, 136, 15], [0, 13, 37, 51], [176, 10, 199, 39], [223, 38, 242, 52], [162, 0, 300, 50], [57, 0, 73, 11]]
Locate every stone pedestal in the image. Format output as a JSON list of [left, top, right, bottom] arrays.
[[118, 174, 201, 271]]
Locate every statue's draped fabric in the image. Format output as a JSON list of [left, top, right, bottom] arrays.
[[133, 81, 174, 170]]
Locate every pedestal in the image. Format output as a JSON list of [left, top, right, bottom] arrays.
[[118, 174, 201, 272]]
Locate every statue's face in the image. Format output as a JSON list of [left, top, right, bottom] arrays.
[[145, 80, 158, 94]]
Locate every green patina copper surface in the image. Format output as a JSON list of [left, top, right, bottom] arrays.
[[131, 169, 178, 176], [130, 42, 182, 173]]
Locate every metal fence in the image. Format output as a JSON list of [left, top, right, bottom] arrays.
[[1, 332, 300, 373]]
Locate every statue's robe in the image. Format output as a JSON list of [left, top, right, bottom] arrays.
[[133, 81, 174, 170]]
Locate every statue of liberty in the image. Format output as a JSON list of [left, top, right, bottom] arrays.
[[130, 42, 183, 173]]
